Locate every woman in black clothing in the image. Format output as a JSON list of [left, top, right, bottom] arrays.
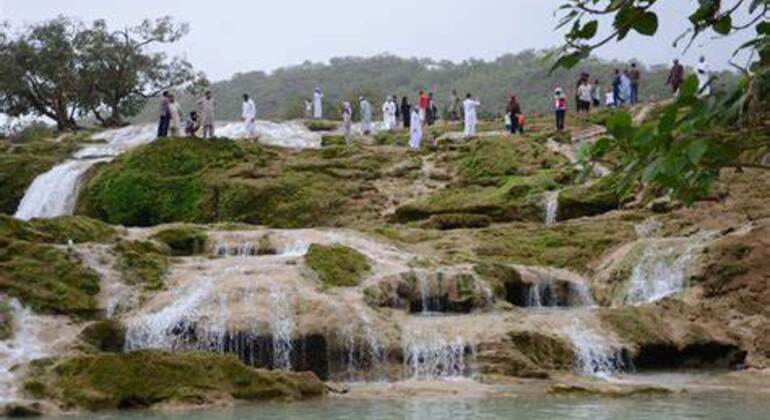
[[401, 97, 412, 129]]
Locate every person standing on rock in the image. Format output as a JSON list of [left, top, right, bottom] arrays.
[[418, 90, 429, 125], [628, 62, 641, 105], [359, 97, 373, 135], [409, 107, 422, 151], [577, 80, 593, 115], [382, 97, 397, 131], [168, 93, 183, 137], [449, 90, 461, 121], [554, 87, 567, 132], [242, 94, 257, 139], [342, 101, 353, 145], [612, 69, 622, 107], [401, 97, 412, 130], [313, 87, 324, 119], [157, 91, 171, 138], [591, 79, 602, 108], [506, 95, 522, 135], [198, 91, 216, 139], [463, 93, 480, 138], [666, 59, 685, 94]]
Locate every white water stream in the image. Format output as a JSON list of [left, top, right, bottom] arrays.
[[543, 190, 560, 226]]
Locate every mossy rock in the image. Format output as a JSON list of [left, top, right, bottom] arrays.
[[473, 263, 524, 301], [151, 226, 208, 256], [114, 240, 170, 291], [321, 135, 347, 147], [79, 320, 126, 353], [24, 351, 325, 411], [304, 120, 339, 132], [557, 174, 635, 221], [0, 215, 116, 244], [422, 213, 492, 230], [458, 137, 568, 185], [598, 306, 675, 349], [509, 330, 575, 371], [0, 239, 100, 317], [374, 131, 409, 146], [305, 244, 371, 288]]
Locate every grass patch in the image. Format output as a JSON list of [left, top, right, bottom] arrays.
[[305, 244, 371, 287], [114, 240, 170, 291]]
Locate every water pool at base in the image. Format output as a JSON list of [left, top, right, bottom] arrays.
[[46, 391, 770, 420]]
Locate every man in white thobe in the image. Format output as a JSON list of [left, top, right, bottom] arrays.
[[696, 56, 712, 97], [360, 97, 373, 135], [241, 94, 257, 139], [313, 87, 323, 119], [382, 98, 397, 131], [409, 108, 422, 151], [463, 94, 480, 138]]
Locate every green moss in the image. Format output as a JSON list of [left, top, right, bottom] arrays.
[[151, 226, 208, 256], [0, 215, 116, 245], [114, 240, 170, 291], [304, 120, 339, 132], [0, 239, 100, 317], [422, 213, 492, 230], [374, 131, 409, 146], [321, 135, 347, 146], [473, 263, 523, 299], [305, 244, 371, 287], [557, 174, 635, 221], [598, 306, 674, 348], [458, 137, 568, 185], [79, 320, 125, 353], [509, 330, 575, 371], [25, 351, 325, 411]]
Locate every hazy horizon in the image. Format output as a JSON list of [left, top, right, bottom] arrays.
[[0, 0, 755, 82]]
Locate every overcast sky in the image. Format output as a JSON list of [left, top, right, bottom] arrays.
[[0, 0, 754, 81]]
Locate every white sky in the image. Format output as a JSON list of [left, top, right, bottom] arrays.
[[0, 0, 756, 81]]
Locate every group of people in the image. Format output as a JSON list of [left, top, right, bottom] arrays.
[[157, 90, 216, 139]]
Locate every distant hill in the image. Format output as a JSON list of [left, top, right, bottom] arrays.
[[136, 50, 736, 122]]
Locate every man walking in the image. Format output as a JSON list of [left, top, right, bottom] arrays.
[[666, 59, 685, 94], [157, 91, 171, 138]]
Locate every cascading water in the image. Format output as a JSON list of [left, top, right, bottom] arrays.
[[0, 300, 53, 403], [624, 235, 711, 305], [402, 317, 478, 380], [280, 241, 310, 258], [528, 281, 556, 308], [215, 120, 322, 149], [562, 318, 627, 379], [14, 124, 157, 220], [543, 190, 560, 226], [267, 284, 296, 370]]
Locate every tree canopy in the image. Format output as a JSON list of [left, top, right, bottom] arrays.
[[0, 16, 201, 130]]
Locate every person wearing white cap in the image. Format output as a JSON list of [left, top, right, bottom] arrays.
[[241, 94, 257, 139], [696, 56, 712, 97], [313, 87, 324, 119], [382, 97, 397, 131], [463, 93, 481, 138]]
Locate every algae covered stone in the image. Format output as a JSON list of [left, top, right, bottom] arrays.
[[151, 226, 208, 256], [114, 240, 170, 290], [0, 215, 116, 244], [24, 351, 325, 411], [305, 244, 371, 287]]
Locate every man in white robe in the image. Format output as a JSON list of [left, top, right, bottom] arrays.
[[241, 94, 257, 139], [197, 91, 216, 139], [463, 94, 480, 138], [359, 97, 373, 135], [409, 108, 422, 151], [313, 88, 324, 119], [696, 56, 712, 97], [342, 102, 353, 145], [382, 98, 397, 131]]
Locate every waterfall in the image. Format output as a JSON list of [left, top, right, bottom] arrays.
[[417, 271, 433, 314], [543, 190, 560, 226], [280, 241, 310, 258], [267, 284, 295, 370], [215, 120, 322, 149], [528, 281, 556, 308], [402, 317, 477, 380], [0, 300, 49, 403], [14, 124, 157, 220], [625, 236, 709, 305], [562, 319, 627, 379]]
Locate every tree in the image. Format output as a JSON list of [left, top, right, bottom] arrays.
[[555, 1, 770, 203], [0, 16, 201, 130], [78, 17, 199, 127], [0, 17, 86, 131]]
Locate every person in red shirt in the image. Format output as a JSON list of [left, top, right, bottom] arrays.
[[418, 90, 430, 124]]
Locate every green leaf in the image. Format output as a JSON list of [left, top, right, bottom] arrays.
[[577, 20, 599, 39], [713, 15, 732, 35], [679, 75, 700, 99], [686, 139, 709, 164], [633, 12, 659, 36], [658, 106, 678, 134], [758, 21, 770, 35], [606, 111, 633, 137]]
